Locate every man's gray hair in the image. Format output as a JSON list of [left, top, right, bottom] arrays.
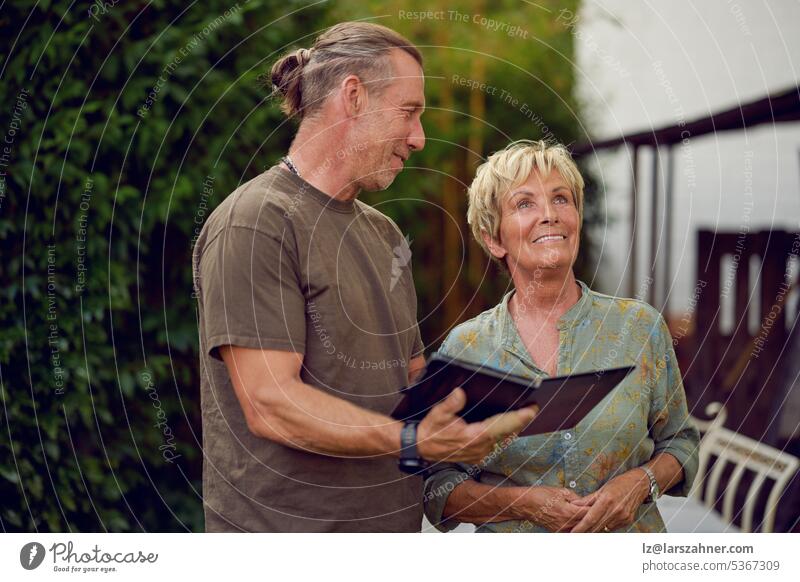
[[270, 22, 423, 120]]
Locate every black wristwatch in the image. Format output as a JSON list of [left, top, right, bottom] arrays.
[[398, 421, 428, 474]]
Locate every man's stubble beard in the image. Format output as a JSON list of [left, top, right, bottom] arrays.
[[354, 154, 399, 192]]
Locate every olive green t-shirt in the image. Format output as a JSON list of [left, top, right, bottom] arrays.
[[192, 166, 424, 532]]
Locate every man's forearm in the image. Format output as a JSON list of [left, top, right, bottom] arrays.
[[223, 347, 532, 466], [248, 377, 403, 458], [443, 480, 529, 524]]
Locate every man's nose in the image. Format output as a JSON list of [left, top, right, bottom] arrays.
[[407, 117, 425, 152]]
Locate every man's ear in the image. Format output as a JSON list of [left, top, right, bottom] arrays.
[[340, 74, 367, 117], [481, 230, 507, 260]]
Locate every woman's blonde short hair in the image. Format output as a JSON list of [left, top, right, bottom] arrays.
[[467, 139, 585, 259]]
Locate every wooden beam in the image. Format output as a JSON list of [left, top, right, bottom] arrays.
[[629, 145, 639, 297], [649, 147, 660, 307], [663, 145, 674, 314]]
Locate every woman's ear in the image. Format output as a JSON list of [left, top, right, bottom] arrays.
[[481, 230, 507, 260]]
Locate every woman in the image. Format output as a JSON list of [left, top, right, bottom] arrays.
[[423, 140, 699, 533]]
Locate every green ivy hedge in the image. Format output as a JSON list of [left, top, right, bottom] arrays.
[[1, 0, 326, 532]]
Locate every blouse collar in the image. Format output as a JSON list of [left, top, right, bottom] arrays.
[[497, 279, 593, 364]]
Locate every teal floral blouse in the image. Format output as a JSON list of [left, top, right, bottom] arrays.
[[423, 281, 700, 533]]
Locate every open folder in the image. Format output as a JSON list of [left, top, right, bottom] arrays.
[[391, 355, 635, 437]]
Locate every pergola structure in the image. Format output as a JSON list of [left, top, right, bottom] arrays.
[[572, 87, 800, 312]]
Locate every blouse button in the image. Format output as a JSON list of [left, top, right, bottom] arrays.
[[569, 480, 577, 488], [564, 432, 572, 440]]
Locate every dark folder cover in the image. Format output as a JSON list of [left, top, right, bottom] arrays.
[[391, 354, 635, 436]]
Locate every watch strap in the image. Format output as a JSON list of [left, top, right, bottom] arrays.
[[398, 421, 427, 474]]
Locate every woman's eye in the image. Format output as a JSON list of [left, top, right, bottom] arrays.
[[517, 200, 532, 209], [554, 194, 568, 204]]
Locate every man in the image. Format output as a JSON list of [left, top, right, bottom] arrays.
[[192, 22, 536, 532]]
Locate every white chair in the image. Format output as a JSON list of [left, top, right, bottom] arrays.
[[690, 402, 800, 532]]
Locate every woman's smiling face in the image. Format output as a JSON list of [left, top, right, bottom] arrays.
[[486, 168, 581, 275]]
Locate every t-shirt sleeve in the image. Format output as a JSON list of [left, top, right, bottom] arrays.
[[197, 225, 306, 360], [412, 325, 425, 359]]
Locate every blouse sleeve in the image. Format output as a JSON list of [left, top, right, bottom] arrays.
[[647, 314, 701, 497]]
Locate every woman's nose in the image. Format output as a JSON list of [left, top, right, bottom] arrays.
[[540, 201, 559, 223]]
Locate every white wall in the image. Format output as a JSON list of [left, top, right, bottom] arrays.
[[575, 0, 800, 313]]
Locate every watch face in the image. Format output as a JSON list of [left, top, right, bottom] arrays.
[[649, 479, 659, 501], [641, 467, 658, 500], [401, 423, 417, 450]]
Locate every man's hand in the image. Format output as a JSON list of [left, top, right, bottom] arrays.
[[569, 469, 651, 532], [514, 486, 590, 532], [416, 387, 538, 465]]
